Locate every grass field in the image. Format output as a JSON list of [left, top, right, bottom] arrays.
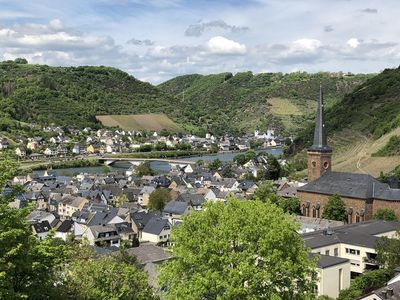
[[96, 113, 182, 132], [267, 98, 303, 116]]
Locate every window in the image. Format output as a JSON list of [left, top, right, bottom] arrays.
[[339, 268, 343, 291], [356, 214, 360, 223], [312, 208, 316, 218], [159, 236, 162, 239], [346, 248, 360, 255], [325, 250, 330, 256], [334, 248, 339, 256]]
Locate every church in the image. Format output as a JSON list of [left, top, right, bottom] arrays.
[[297, 87, 400, 223]]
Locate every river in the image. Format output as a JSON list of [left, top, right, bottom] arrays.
[[32, 148, 283, 176]]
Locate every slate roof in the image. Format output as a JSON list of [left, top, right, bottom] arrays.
[[365, 281, 400, 300], [143, 217, 170, 235], [33, 220, 51, 233], [298, 171, 400, 201], [131, 211, 161, 230], [163, 200, 189, 215], [311, 253, 349, 269], [308, 86, 332, 153], [57, 220, 73, 233], [302, 220, 400, 249], [89, 224, 118, 237], [176, 193, 205, 206]]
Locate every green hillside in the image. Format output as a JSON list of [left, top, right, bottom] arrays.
[[0, 60, 177, 129], [0, 60, 371, 136], [159, 71, 371, 135], [290, 67, 400, 176]]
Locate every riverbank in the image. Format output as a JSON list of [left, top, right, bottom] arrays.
[[19, 158, 101, 172], [106, 149, 217, 159]]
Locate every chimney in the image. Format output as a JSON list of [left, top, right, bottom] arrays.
[[382, 290, 387, 299]]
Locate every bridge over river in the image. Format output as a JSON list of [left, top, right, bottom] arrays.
[[99, 157, 197, 167]]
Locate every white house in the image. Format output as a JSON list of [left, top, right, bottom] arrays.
[[141, 217, 171, 243]]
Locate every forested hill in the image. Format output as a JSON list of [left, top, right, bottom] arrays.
[[294, 66, 400, 151], [0, 60, 177, 129], [0, 60, 371, 135], [158, 71, 371, 135]]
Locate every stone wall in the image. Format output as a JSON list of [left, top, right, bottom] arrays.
[[298, 191, 373, 223]]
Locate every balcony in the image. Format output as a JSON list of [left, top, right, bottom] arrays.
[[363, 257, 378, 265]]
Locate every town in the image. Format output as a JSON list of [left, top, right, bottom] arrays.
[[1, 1, 400, 299], [1, 88, 400, 299]]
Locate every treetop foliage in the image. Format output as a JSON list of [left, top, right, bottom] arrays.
[[159, 198, 316, 299]]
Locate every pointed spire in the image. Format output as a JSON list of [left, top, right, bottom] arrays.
[[309, 85, 332, 152]]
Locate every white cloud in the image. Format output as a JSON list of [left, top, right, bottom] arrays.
[[292, 39, 322, 53], [347, 38, 360, 49], [207, 36, 246, 55]]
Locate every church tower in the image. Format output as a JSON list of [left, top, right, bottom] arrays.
[[307, 86, 332, 182]]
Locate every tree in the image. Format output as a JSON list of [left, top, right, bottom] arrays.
[[322, 194, 346, 222], [233, 153, 247, 165], [264, 154, 281, 180], [196, 159, 204, 166], [0, 159, 66, 299], [254, 182, 300, 215], [374, 208, 397, 221], [159, 198, 317, 299], [115, 193, 129, 208], [148, 187, 171, 211], [208, 158, 222, 171], [376, 230, 400, 270], [338, 268, 394, 300], [58, 245, 158, 300], [136, 161, 155, 176], [14, 58, 28, 64]]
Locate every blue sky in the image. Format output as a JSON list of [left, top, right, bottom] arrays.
[[0, 0, 399, 83]]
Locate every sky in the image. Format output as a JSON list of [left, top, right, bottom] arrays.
[[0, 0, 399, 84]]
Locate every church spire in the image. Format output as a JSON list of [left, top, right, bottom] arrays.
[[309, 85, 332, 153]]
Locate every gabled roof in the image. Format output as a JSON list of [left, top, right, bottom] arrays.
[[163, 200, 189, 215], [89, 224, 119, 237], [131, 211, 161, 230], [57, 220, 73, 233], [299, 171, 400, 201], [143, 217, 170, 235], [176, 193, 205, 206]]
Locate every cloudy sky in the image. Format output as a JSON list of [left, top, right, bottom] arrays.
[[0, 0, 399, 83]]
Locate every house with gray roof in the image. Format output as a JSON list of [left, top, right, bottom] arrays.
[[163, 200, 192, 221], [141, 217, 171, 243], [85, 224, 120, 248]]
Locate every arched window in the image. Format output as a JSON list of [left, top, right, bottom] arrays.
[[347, 207, 353, 224]]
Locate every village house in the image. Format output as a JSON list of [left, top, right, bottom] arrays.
[[0, 138, 9, 150], [15, 147, 26, 158], [58, 195, 88, 219], [141, 217, 171, 243], [84, 224, 121, 248]]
